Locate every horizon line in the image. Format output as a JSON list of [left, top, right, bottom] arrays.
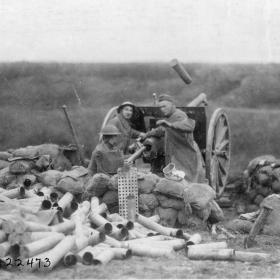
[[0, 60, 280, 65]]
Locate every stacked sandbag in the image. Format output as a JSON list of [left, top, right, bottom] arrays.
[[137, 172, 160, 216], [260, 194, 280, 235], [102, 191, 118, 210], [10, 144, 60, 160], [137, 173, 159, 194], [36, 170, 63, 186], [139, 193, 159, 217], [0, 160, 9, 170], [243, 155, 280, 211], [0, 144, 90, 203], [0, 167, 16, 188], [84, 173, 113, 198], [153, 178, 224, 227], [155, 207, 178, 227]]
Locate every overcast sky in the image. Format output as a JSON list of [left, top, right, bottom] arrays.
[[0, 0, 280, 63]]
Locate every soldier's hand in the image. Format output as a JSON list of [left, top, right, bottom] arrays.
[[156, 120, 171, 127], [124, 159, 133, 167], [139, 132, 147, 140]]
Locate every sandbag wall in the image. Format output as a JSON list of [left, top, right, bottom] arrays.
[[137, 173, 224, 228], [243, 155, 280, 213]]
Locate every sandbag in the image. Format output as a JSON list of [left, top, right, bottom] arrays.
[[272, 180, 280, 193], [139, 193, 159, 212], [261, 194, 280, 235], [9, 159, 35, 174], [156, 194, 184, 210], [51, 150, 72, 171], [177, 208, 188, 225], [183, 214, 207, 230], [61, 166, 88, 179], [0, 167, 16, 188], [102, 190, 118, 206], [183, 183, 216, 211], [272, 167, 280, 181], [192, 206, 211, 222], [154, 178, 189, 198], [35, 155, 51, 171], [225, 219, 253, 233], [108, 174, 118, 191], [55, 176, 84, 194], [0, 151, 12, 161], [138, 173, 159, 194], [247, 155, 275, 176], [11, 144, 60, 159], [156, 207, 178, 228], [84, 173, 112, 197], [0, 160, 9, 170], [37, 170, 63, 186], [208, 200, 225, 223], [10, 145, 39, 158], [256, 165, 273, 186]]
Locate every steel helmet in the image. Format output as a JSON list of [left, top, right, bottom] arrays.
[[117, 101, 135, 113], [100, 124, 122, 136]]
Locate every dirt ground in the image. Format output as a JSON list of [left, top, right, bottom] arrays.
[[1, 208, 280, 279]]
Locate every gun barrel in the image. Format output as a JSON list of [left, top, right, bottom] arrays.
[[127, 146, 146, 163], [187, 93, 208, 107], [170, 58, 192, 84]]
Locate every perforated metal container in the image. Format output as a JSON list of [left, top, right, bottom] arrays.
[[118, 167, 139, 219]]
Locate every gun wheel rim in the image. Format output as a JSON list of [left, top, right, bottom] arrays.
[[206, 108, 231, 198], [99, 106, 118, 141]]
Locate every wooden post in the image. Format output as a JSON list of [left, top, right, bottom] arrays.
[[244, 204, 273, 248]]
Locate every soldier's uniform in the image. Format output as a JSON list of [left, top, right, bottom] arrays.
[[88, 125, 124, 176]]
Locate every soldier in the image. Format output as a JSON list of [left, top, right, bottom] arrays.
[[88, 124, 124, 176], [108, 101, 146, 154], [145, 94, 205, 183]]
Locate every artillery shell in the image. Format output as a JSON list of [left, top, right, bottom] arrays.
[[188, 248, 234, 260]]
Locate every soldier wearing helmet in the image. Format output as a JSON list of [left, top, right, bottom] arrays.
[[88, 124, 125, 176], [108, 101, 146, 154]]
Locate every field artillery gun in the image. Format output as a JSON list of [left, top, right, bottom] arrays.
[[100, 60, 231, 198]]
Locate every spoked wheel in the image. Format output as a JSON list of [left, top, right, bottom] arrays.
[[99, 106, 118, 141], [205, 108, 231, 198]]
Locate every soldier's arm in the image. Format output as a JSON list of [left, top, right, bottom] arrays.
[[145, 126, 165, 138], [170, 114, 195, 132], [130, 128, 142, 138]]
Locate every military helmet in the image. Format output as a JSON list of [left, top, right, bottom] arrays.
[[100, 124, 122, 136], [117, 101, 135, 113]]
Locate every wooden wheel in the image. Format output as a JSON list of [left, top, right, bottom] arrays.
[[205, 108, 231, 197], [99, 106, 118, 141]]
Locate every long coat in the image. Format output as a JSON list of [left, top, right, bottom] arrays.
[[108, 114, 141, 154], [146, 108, 205, 183], [88, 142, 124, 176]]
